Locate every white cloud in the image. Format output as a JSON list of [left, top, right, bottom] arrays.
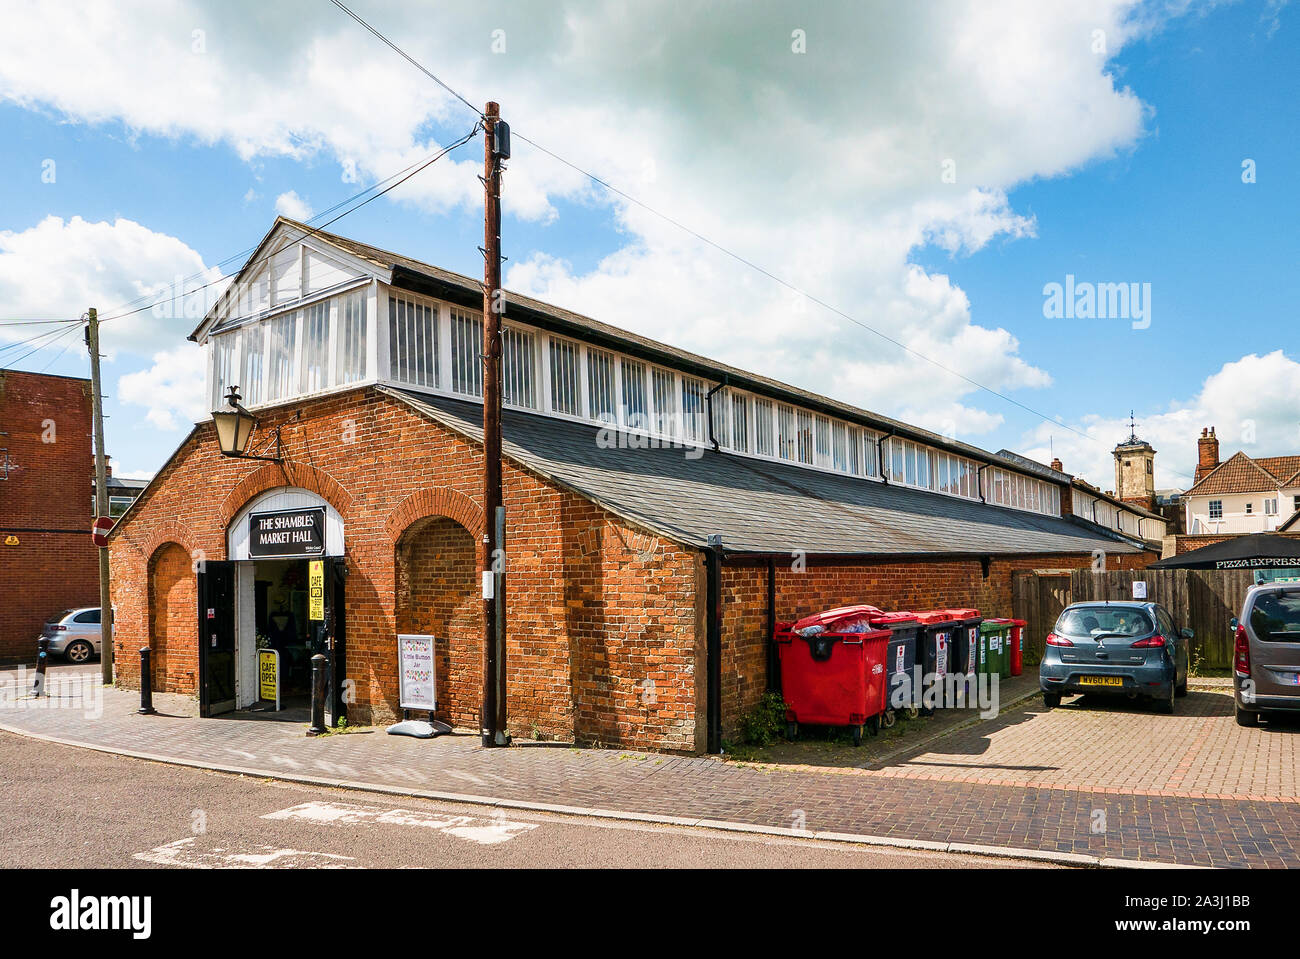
[[0, 1, 1214, 436], [117, 343, 210, 432], [1020, 351, 1300, 491], [0, 215, 224, 354], [273, 190, 313, 220]]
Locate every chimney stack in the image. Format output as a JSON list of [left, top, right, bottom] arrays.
[[1195, 427, 1219, 483], [1050, 457, 1063, 472]]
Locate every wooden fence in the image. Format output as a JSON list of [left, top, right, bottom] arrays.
[[1011, 571, 1072, 666], [1011, 568, 1252, 669]]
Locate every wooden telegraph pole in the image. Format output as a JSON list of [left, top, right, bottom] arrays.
[[87, 307, 114, 684], [481, 102, 510, 746]]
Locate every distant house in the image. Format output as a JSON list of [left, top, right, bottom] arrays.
[[93, 459, 148, 518], [1184, 427, 1300, 535]]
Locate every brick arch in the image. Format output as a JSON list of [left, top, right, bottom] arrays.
[[138, 521, 204, 565], [384, 487, 486, 545], [147, 541, 198, 695], [217, 461, 355, 531]]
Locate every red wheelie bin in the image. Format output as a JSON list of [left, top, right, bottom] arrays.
[[1008, 618, 1027, 676], [775, 622, 891, 746]]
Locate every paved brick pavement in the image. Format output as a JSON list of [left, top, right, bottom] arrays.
[[2, 665, 1297, 867], [864, 686, 1300, 801]]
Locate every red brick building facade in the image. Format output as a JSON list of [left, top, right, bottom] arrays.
[[0, 371, 99, 665], [108, 386, 1155, 752], [104, 218, 1160, 753]]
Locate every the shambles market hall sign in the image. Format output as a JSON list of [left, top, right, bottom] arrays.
[[249, 507, 326, 557]]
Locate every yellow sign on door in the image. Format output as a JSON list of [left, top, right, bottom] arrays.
[[308, 560, 325, 621], [258, 648, 279, 709]]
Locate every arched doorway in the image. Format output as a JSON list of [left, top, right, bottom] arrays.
[[394, 516, 480, 728], [149, 543, 196, 695], [216, 486, 347, 718]]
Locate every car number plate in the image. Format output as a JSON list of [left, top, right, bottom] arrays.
[[1079, 675, 1123, 687]]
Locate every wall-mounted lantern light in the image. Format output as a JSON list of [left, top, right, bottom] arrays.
[[211, 386, 282, 462]]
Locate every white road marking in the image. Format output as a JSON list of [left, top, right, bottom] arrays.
[[133, 836, 356, 869], [262, 800, 538, 845]]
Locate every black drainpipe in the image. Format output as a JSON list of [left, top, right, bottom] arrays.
[[876, 430, 897, 484], [705, 533, 724, 753], [977, 463, 991, 502], [705, 381, 726, 452], [766, 556, 779, 694]]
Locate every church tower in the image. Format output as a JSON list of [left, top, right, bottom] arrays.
[[1113, 411, 1156, 511]]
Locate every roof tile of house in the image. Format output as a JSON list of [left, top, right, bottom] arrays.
[[1187, 450, 1291, 496]]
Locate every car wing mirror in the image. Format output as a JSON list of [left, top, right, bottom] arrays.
[[1180, 627, 1193, 640]]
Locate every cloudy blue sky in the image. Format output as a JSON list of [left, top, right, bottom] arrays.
[[0, 0, 1295, 490]]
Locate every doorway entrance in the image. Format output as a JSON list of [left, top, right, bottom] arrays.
[[197, 562, 236, 716], [197, 556, 347, 721], [249, 558, 319, 712], [203, 487, 348, 721]]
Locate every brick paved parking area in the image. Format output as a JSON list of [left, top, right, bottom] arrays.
[[2, 666, 1298, 867], [869, 685, 1300, 801]]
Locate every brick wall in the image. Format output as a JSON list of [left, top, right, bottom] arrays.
[[149, 542, 197, 694], [108, 387, 704, 753], [395, 516, 481, 729], [104, 381, 1159, 755], [0, 371, 99, 664], [718, 549, 1156, 739], [1175, 533, 1300, 555]]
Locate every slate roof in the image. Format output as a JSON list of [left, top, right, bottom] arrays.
[[1187, 451, 1297, 496], [384, 387, 1142, 557]]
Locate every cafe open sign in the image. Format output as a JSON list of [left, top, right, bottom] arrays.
[[249, 507, 325, 558]]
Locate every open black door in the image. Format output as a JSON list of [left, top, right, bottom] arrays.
[[325, 557, 347, 727], [197, 561, 237, 717]]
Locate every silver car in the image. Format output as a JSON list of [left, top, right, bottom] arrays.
[[39, 607, 102, 664], [1233, 584, 1300, 726]]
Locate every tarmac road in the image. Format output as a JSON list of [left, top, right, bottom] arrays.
[[0, 731, 1054, 869]]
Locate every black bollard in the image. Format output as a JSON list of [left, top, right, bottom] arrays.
[[33, 637, 48, 698], [306, 653, 327, 736], [138, 647, 157, 715]]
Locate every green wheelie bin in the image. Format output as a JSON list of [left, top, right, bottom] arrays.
[[979, 619, 1014, 680]]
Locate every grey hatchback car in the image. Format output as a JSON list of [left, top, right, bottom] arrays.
[[1039, 601, 1191, 713], [39, 607, 102, 663], [1232, 583, 1300, 727]]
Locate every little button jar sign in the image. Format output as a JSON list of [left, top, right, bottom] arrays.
[[249, 507, 326, 558]]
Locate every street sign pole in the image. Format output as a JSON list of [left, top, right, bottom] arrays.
[[87, 308, 114, 685]]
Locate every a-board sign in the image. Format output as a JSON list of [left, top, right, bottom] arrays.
[[258, 648, 280, 711], [248, 507, 325, 558], [397, 634, 436, 712], [308, 559, 325, 621]]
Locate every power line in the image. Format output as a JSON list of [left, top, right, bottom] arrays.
[[36, 323, 85, 373], [325, 1, 1188, 481], [0, 320, 83, 371], [97, 126, 479, 327], [328, 0, 483, 119], [76, 133, 479, 329], [0, 318, 85, 327]]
